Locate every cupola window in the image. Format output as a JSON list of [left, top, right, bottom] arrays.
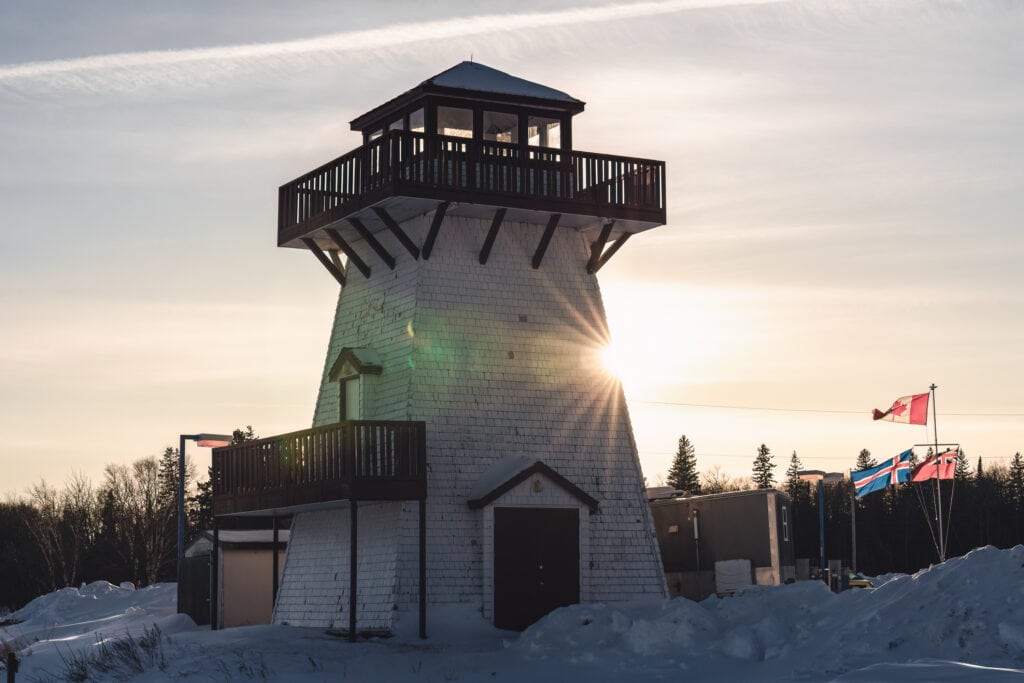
[[483, 111, 518, 144], [528, 116, 560, 148], [437, 106, 473, 139]]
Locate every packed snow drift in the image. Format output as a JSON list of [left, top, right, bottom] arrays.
[[2, 546, 1022, 681]]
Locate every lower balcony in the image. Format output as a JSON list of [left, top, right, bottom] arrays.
[[212, 420, 426, 516]]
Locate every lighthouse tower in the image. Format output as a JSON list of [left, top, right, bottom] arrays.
[[213, 62, 669, 633]]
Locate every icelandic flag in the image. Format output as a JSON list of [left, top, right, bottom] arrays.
[[872, 393, 929, 424], [852, 449, 913, 498]]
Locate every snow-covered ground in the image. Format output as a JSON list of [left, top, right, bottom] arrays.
[[3, 546, 1023, 681]]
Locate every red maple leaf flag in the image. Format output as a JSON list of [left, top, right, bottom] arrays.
[[872, 393, 929, 424]]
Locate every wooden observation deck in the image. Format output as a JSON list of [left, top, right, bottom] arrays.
[[277, 62, 666, 280], [212, 420, 426, 517]]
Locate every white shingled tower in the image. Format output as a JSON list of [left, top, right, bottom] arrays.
[[212, 62, 669, 634]]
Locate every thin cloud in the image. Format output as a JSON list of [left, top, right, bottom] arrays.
[[0, 0, 783, 93]]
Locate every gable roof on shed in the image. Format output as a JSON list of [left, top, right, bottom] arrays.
[[467, 455, 598, 511]]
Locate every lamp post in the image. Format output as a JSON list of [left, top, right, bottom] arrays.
[[177, 433, 233, 613]]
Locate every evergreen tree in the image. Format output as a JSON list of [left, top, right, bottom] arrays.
[[784, 451, 804, 499], [1009, 452, 1024, 508], [189, 467, 215, 541], [954, 449, 971, 480], [666, 435, 700, 493], [855, 448, 876, 471], [976, 456, 984, 480], [232, 425, 257, 444], [752, 444, 775, 489]]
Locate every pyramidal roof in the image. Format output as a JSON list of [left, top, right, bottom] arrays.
[[350, 61, 584, 131], [422, 62, 582, 104]]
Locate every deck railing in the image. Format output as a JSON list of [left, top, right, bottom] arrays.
[[278, 130, 665, 239], [212, 420, 427, 515]]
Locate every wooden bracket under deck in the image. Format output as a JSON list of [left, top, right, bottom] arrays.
[[326, 228, 371, 279], [301, 238, 347, 287], [589, 232, 632, 274], [347, 217, 396, 270], [531, 214, 561, 270], [421, 202, 450, 260], [373, 207, 421, 260], [479, 208, 507, 265]]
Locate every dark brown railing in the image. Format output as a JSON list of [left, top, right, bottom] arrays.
[[212, 420, 426, 515], [278, 130, 665, 240]]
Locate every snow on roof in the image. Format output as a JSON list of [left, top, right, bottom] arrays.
[[204, 529, 290, 545], [424, 62, 581, 104], [468, 454, 535, 502], [186, 529, 291, 555]]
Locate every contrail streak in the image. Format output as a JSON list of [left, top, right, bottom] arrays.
[[0, 0, 783, 91]]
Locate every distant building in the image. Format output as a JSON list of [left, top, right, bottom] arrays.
[[649, 489, 795, 600], [183, 529, 289, 628], [797, 470, 846, 484]]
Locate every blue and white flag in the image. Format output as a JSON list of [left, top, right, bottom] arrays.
[[851, 449, 913, 498]]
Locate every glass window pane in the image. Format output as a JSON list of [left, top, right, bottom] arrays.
[[482, 111, 518, 144], [368, 129, 383, 141], [409, 108, 425, 133], [344, 377, 361, 421], [437, 106, 473, 138], [388, 117, 404, 132], [528, 116, 561, 148]]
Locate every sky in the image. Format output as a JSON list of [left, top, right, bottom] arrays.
[[1, 0, 1022, 495]]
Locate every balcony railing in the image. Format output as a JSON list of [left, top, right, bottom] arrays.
[[212, 420, 427, 516], [278, 130, 666, 243]]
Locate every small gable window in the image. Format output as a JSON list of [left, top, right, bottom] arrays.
[[328, 347, 382, 422]]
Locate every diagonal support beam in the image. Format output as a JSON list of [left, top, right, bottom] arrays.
[[479, 208, 507, 265], [586, 221, 614, 274], [422, 202, 449, 260], [590, 232, 632, 274], [301, 238, 347, 287], [531, 213, 561, 269], [328, 249, 345, 274], [347, 217, 395, 270], [372, 207, 420, 260], [325, 228, 371, 279]]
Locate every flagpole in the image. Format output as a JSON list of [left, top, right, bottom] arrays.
[[931, 383, 944, 562], [850, 488, 857, 573]]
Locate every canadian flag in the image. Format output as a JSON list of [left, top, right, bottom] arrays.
[[872, 393, 929, 425]]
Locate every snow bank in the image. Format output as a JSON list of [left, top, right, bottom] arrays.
[[511, 546, 1024, 679], [2, 547, 1023, 681]]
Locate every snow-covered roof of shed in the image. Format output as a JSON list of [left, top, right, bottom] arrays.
[[424, 62, 581, 104], [468, 455, 535, 502], [467, 456, 599, 511]]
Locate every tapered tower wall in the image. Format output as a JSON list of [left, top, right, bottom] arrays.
[[274, 211, 666, 630]]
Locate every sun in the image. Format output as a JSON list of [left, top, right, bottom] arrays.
[[598, 338, 672, 390]]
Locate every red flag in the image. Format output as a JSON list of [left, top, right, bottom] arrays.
[[872, 393, 929, 425], [911, 449, 956, 482]]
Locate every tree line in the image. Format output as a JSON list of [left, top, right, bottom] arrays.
[[0, 427, 256, 612], [664, 436, 1024, 575]]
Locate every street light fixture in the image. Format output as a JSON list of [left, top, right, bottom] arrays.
[[177, 432, 233, 614]]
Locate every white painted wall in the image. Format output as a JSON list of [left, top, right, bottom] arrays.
[[277, 210, 667, 631]]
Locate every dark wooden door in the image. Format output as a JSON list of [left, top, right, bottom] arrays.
[[493, 507, 580, 631]]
